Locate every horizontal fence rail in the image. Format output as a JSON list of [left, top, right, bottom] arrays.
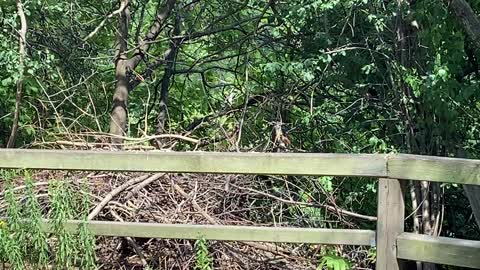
[[388, 154, 480, 185], [41, 220, 376, 246], [397, 233, 480, 269], [0, 149, 387, 176], [1, 149, 480, 184]]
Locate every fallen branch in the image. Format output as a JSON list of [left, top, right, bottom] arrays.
[[171, 182, 216, 224], [231, 184, 377, 221], [58, 132, 200, 145], [88, 175, 151, 220], [110, 209, 148, 267], [171, 182, 293, 256], [125, 173, 165, 200], [47, 140, 157, 150]]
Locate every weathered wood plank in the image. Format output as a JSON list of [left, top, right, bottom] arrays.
[[397, 233, 480, 269], [388, 154, 480, 185], [41, 220, 376, 245], [376, 178, 406, 270], [0, 149, 387, 176], [2, 150, 480, 185]]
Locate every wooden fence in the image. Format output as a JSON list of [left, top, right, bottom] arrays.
[[1, 149, 480, 270]]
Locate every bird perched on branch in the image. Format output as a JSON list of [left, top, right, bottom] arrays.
[[271, 122, 291, 152]]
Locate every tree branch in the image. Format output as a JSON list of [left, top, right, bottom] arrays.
[[82, 0, 129, 41], [128, 0, 176, 68], [448, 0, 480, 49], [7, 0, 28, 148]]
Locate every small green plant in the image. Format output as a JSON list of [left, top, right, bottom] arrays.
[[0, 219, 24, 270], [317, 248, 351, 270], [49, 180, 77, 269], [0, 219, 7, 263], [367, 247, 376, 264], [24, 170, 49, 267], [2, 170, 25, 270], [77, 179, 97, 269], [1, 171, 97, 269], [195, 237, 213, 270]]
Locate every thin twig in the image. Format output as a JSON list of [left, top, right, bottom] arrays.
[[171, 182, 216, 224]]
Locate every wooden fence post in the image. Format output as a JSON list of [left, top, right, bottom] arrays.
[[376, 178, 406, 270]]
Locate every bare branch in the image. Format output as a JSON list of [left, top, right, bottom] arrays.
[[82, 1, 129, 41], [88, 174, 151, 220], [7, 0, 28, 148], [231, 183, 378, 221], [128, 0, 177, 68], [156, 14, 182, 138]]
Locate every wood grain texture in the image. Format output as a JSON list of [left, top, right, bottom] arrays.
[[2, 150, 480, 185], [388, 154, 480, 184], [376, 178, 406, 270], [397, 233, 480, 269], [0, 149, 387, 176], [41, 220, 376, 245]]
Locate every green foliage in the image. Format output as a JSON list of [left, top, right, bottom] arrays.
[[317, 248, 352, 270], [367, 247, 377, 264], [49, 180, 78, 269], [2, 170, 25, 269], [1, 0, 480, 267], [23, 170, 49, 266], [195, 237, 213, 270], [0, 170, 96, 269], [77, 180, 97, 269]]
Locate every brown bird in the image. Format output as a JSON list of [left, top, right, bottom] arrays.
[[271, 123, 291, 151]]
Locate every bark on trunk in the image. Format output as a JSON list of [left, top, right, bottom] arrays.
[[109, 0, 131, 147], [410, 181, 421, 234], [6, 0, 27, 148], [108, 0, 177, 147], [109, 60, 131, 146], [448, 0, 480, 49], [156, 15, 181, 136], [396, 1, 439, 269]]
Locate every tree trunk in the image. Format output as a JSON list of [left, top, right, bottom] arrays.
[[156, 15, 181, 136], [109, 60, 131, 147], [395, 1, 439, 269], [447, 0, 480, 231], [109, 0, 131, 147], [6, 0, 27, 148], [456, 149, 480, 229], [108, 0, 176, 147], [448, 0, 480, 49]]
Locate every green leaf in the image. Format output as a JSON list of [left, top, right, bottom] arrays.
[[2, 78, 12, 86]]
